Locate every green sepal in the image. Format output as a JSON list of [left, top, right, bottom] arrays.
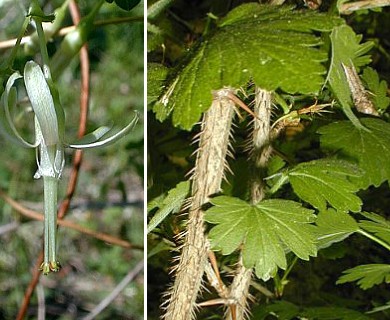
[[28, 0, 56, 22]]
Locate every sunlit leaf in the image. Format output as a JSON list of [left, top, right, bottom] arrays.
[[319, 118, 390, 188], [337, 264, 390, 290], [155, 4, 342, 130], [205, 196, 317, 281], [288, 159, 363, 212]]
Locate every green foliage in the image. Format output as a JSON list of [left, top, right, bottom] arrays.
[[337, 264, 390, 290], [359, 212, 390, 245], [256, 301, 372, 320], [147, 62, 169, 106], [106, 0, 142, 11], [328, 25, 374, 128], [205, 196, 317, 281], [287, 159, 363, 212], [303, 306, 372, 320], [319, 118, 390, 188], [315, 209, 359, 249], [147, 180, 190, 233], [154, 4, 342, 130], [361, 67, 390, 111]]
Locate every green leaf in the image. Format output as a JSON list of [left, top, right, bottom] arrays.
[[264, 301, 300, 320], [205, 196, 317, 281], [155, 4, 342, 130], [147, 181, 190, 233], [288, 159, 363, 212], [358, 212, 390, 245], [147, 62, 169, 106], [303, 306, 372, 320], [319, 118, 390, 188], [113, 0, 141, 11], [315, 209, 359, 249], [337, 264, 390, 290], [361, 67, 390, 111], [328, 25, 374, 129]]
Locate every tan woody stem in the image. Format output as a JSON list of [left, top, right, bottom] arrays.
[[163, 88, 235, 320], [225, 88, 272, 320]]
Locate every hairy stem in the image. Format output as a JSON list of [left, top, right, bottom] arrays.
[[225, 88, 272, 320], [163, 88, 235, 320]]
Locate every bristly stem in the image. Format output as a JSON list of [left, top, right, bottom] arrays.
[[225, 88, 272, 320], [163, 88, 235, 320]]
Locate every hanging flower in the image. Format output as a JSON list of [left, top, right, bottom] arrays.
[[0, 60, 138, 274]]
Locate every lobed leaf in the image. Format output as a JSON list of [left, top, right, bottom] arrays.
[[361, 67, 390, 111], [327, 25, 374, 129], [288, 159, 363, 212], [315, 209, 359, 250], [147, 181, 190, 233], [319, 118, 390, 188], [155, 4, 342, 130], [205, 196, 317, 281], [358, 212, 390, 245], [337, 264, 390, 290]]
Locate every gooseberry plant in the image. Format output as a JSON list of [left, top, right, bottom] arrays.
[[148, 1, 390, 319], [0, 0, 143, 318]]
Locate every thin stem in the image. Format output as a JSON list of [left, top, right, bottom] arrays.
[[357, 229, 390, 251], [0, 188, 143, 250], [280, 256, 298, 284], [34, 20, 52, 80], [4, 17, 30, 68], [44, 176, 58, 265]]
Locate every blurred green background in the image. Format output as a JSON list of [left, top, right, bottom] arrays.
[[0, 0, 144, 319]]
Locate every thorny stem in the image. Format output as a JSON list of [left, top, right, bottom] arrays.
[[163, 89, 235, 320], [225, 88, 273, 320]]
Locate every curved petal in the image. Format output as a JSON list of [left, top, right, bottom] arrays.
[[0, 72, 37, 148], [68, 111, 139, 149], [24, 61, 59, 145]]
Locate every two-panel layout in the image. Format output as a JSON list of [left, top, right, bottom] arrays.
[[0, 0, 389, 319]]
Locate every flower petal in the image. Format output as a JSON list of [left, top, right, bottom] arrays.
[[24, 61, 59, 145], [68, 111, 139, 149], [0, 71, 37, 148]]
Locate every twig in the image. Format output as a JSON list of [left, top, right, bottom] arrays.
[[0, 190, 143, 250], [82, 260, 144, 320], [0, 221, 19, 235], [36, 284, 45, 320], [0, 16, 143, 50], [339, 0, 390, 14]]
